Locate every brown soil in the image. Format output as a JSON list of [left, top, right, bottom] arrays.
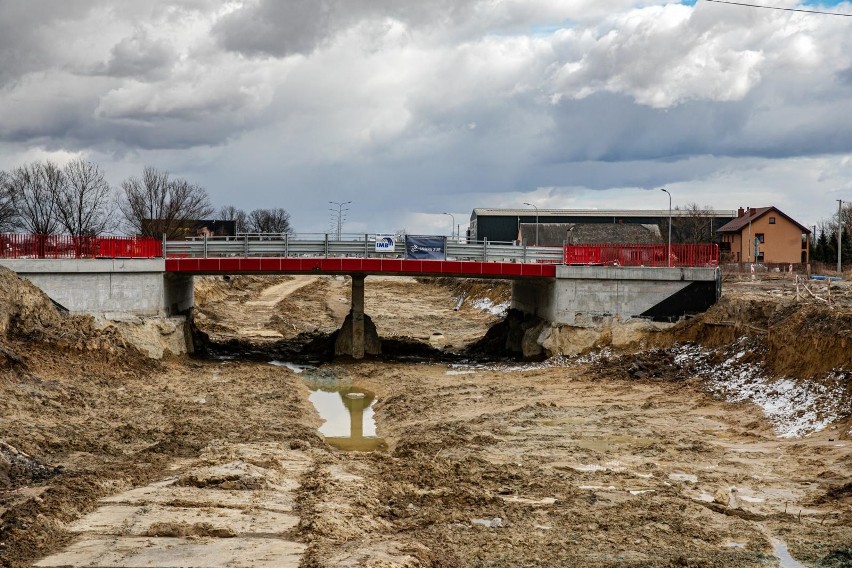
[[1, 270, 850, 567]]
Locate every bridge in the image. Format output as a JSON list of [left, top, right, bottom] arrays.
[[0, 233, 720, 359]]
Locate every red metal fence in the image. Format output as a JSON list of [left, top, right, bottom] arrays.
[[0, 234, 162, 259], [564, 243, 719, 267]]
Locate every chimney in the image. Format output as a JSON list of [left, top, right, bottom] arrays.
[[737, 207, 744, 218]]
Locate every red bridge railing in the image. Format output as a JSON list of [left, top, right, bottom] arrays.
[[564, 243, 719, 268], [0, 234, 162, 259]]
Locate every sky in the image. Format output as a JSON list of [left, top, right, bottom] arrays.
[[1, 0, 850, 235]]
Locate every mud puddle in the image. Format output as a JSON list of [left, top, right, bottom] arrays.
[[272, 361, 386, 452]]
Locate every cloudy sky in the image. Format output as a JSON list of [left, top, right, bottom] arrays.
[[1, 0, 850, 235]]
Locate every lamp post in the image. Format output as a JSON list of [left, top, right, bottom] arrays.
[[838, 199, 843, 274], [329, 200, 351, 240], [660, 188, 672, 267], [523, 202, 539, 246], [442, 212, 455, 240]]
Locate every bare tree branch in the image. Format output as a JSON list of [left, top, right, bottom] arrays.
[[218, 205, 247, 234], [246, 208, 292, 234], [56, 159, 117, 236], [0, 171, 17, 232], [667, 203, 714, 244], [7, 161, 62, 234], [119, 167, 213, 239]]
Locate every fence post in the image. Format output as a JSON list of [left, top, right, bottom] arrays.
[[484, 238, 488, 262], [324, 234, 329, 258], [284, 233, 289, 258], [523, 241, 527, 263], [244, 234, 249, 257], [203, 233, 208, 258], [365, 234, 369, 257], [162, 234, 167, 258]]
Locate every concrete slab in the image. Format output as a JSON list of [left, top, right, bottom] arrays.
[[99, 481, 297, 512], [69, 505, 298, 536], [35, 445, 310, 567], [33, 537, 305, 568], [0, 258, 165, 274], [556, 265, 719, 281]]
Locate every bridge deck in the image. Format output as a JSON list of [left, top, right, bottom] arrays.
[[166, 257, 557, 278]]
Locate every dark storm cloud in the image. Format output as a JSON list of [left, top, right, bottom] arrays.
[[0, 0, 95, 82], [96, 33, 177, 79], [211, 0, 492, 57]]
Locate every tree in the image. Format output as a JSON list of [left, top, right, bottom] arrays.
[[0, 171, 17, 232], [820, 224, 837, 265], [119, 167, 213, 239], [667, 203, 714, 244], [6, 161, 62, 234], [814, 229, 829, 263], [218, 205, 248, 234], [246, 208, 291, 234], [56, 159, 116, 236]]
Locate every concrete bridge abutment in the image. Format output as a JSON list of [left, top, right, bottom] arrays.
[[0, 259, 194, 317], [510, 266, 721, 357]]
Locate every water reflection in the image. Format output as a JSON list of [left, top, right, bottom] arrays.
[[306, 383, 386, 452]]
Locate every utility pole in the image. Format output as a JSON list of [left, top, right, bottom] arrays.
[[523, 202, 539, 246], [660, 189, 672, 267]]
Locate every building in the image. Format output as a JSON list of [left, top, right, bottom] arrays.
[[717, 207, 810, 264], [518, 222, 661, 247], [469, 208, 736, 243]]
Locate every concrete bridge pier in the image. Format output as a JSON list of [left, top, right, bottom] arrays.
[[334, 275, 381, 359]]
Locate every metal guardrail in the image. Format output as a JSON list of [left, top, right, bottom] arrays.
[[166, 233, 564, 264]]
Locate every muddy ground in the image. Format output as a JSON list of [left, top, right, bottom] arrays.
[[1, 270, 850, 567]]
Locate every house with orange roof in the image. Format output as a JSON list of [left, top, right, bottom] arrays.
[[717, 207, 811, 264]]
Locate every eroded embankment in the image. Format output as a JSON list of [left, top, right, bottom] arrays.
[[609, 294, 852, 438], [655, 295, 852, 378]]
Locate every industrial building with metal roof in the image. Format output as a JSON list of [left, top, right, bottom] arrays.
[[469, 208, 737, 242]]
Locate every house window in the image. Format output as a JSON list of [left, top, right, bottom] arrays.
[[755, 233, 765, 244], [769, 217, 776, 224]]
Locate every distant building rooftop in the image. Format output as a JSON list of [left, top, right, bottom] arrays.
[[472, 208, 737, 219], [519, 222, 662, 246]]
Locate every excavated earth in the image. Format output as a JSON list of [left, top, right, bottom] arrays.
[[1, 270, 850, 567]]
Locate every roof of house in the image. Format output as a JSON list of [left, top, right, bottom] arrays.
[[519, 223, 662, 246], [717, 207, 810, 234], [472, 208, 737, 219]]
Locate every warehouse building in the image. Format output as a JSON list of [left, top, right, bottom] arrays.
[[468, 208, 737, 243]]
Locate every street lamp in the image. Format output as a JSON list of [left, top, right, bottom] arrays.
[[442, 212, 455, 240], [660, 189, 672, 267], [329, 200, 351, 240], [523, 202, 539, 246]]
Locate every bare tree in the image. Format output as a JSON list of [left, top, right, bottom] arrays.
[[218, 205, 248, 234], [0, 171, 17, 232], [119, 167, 213, 239], [56, 159, 116, 236], [667, 203, 714, 244], [246, 208, 292, 234], [7, 161, 62, 234]]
